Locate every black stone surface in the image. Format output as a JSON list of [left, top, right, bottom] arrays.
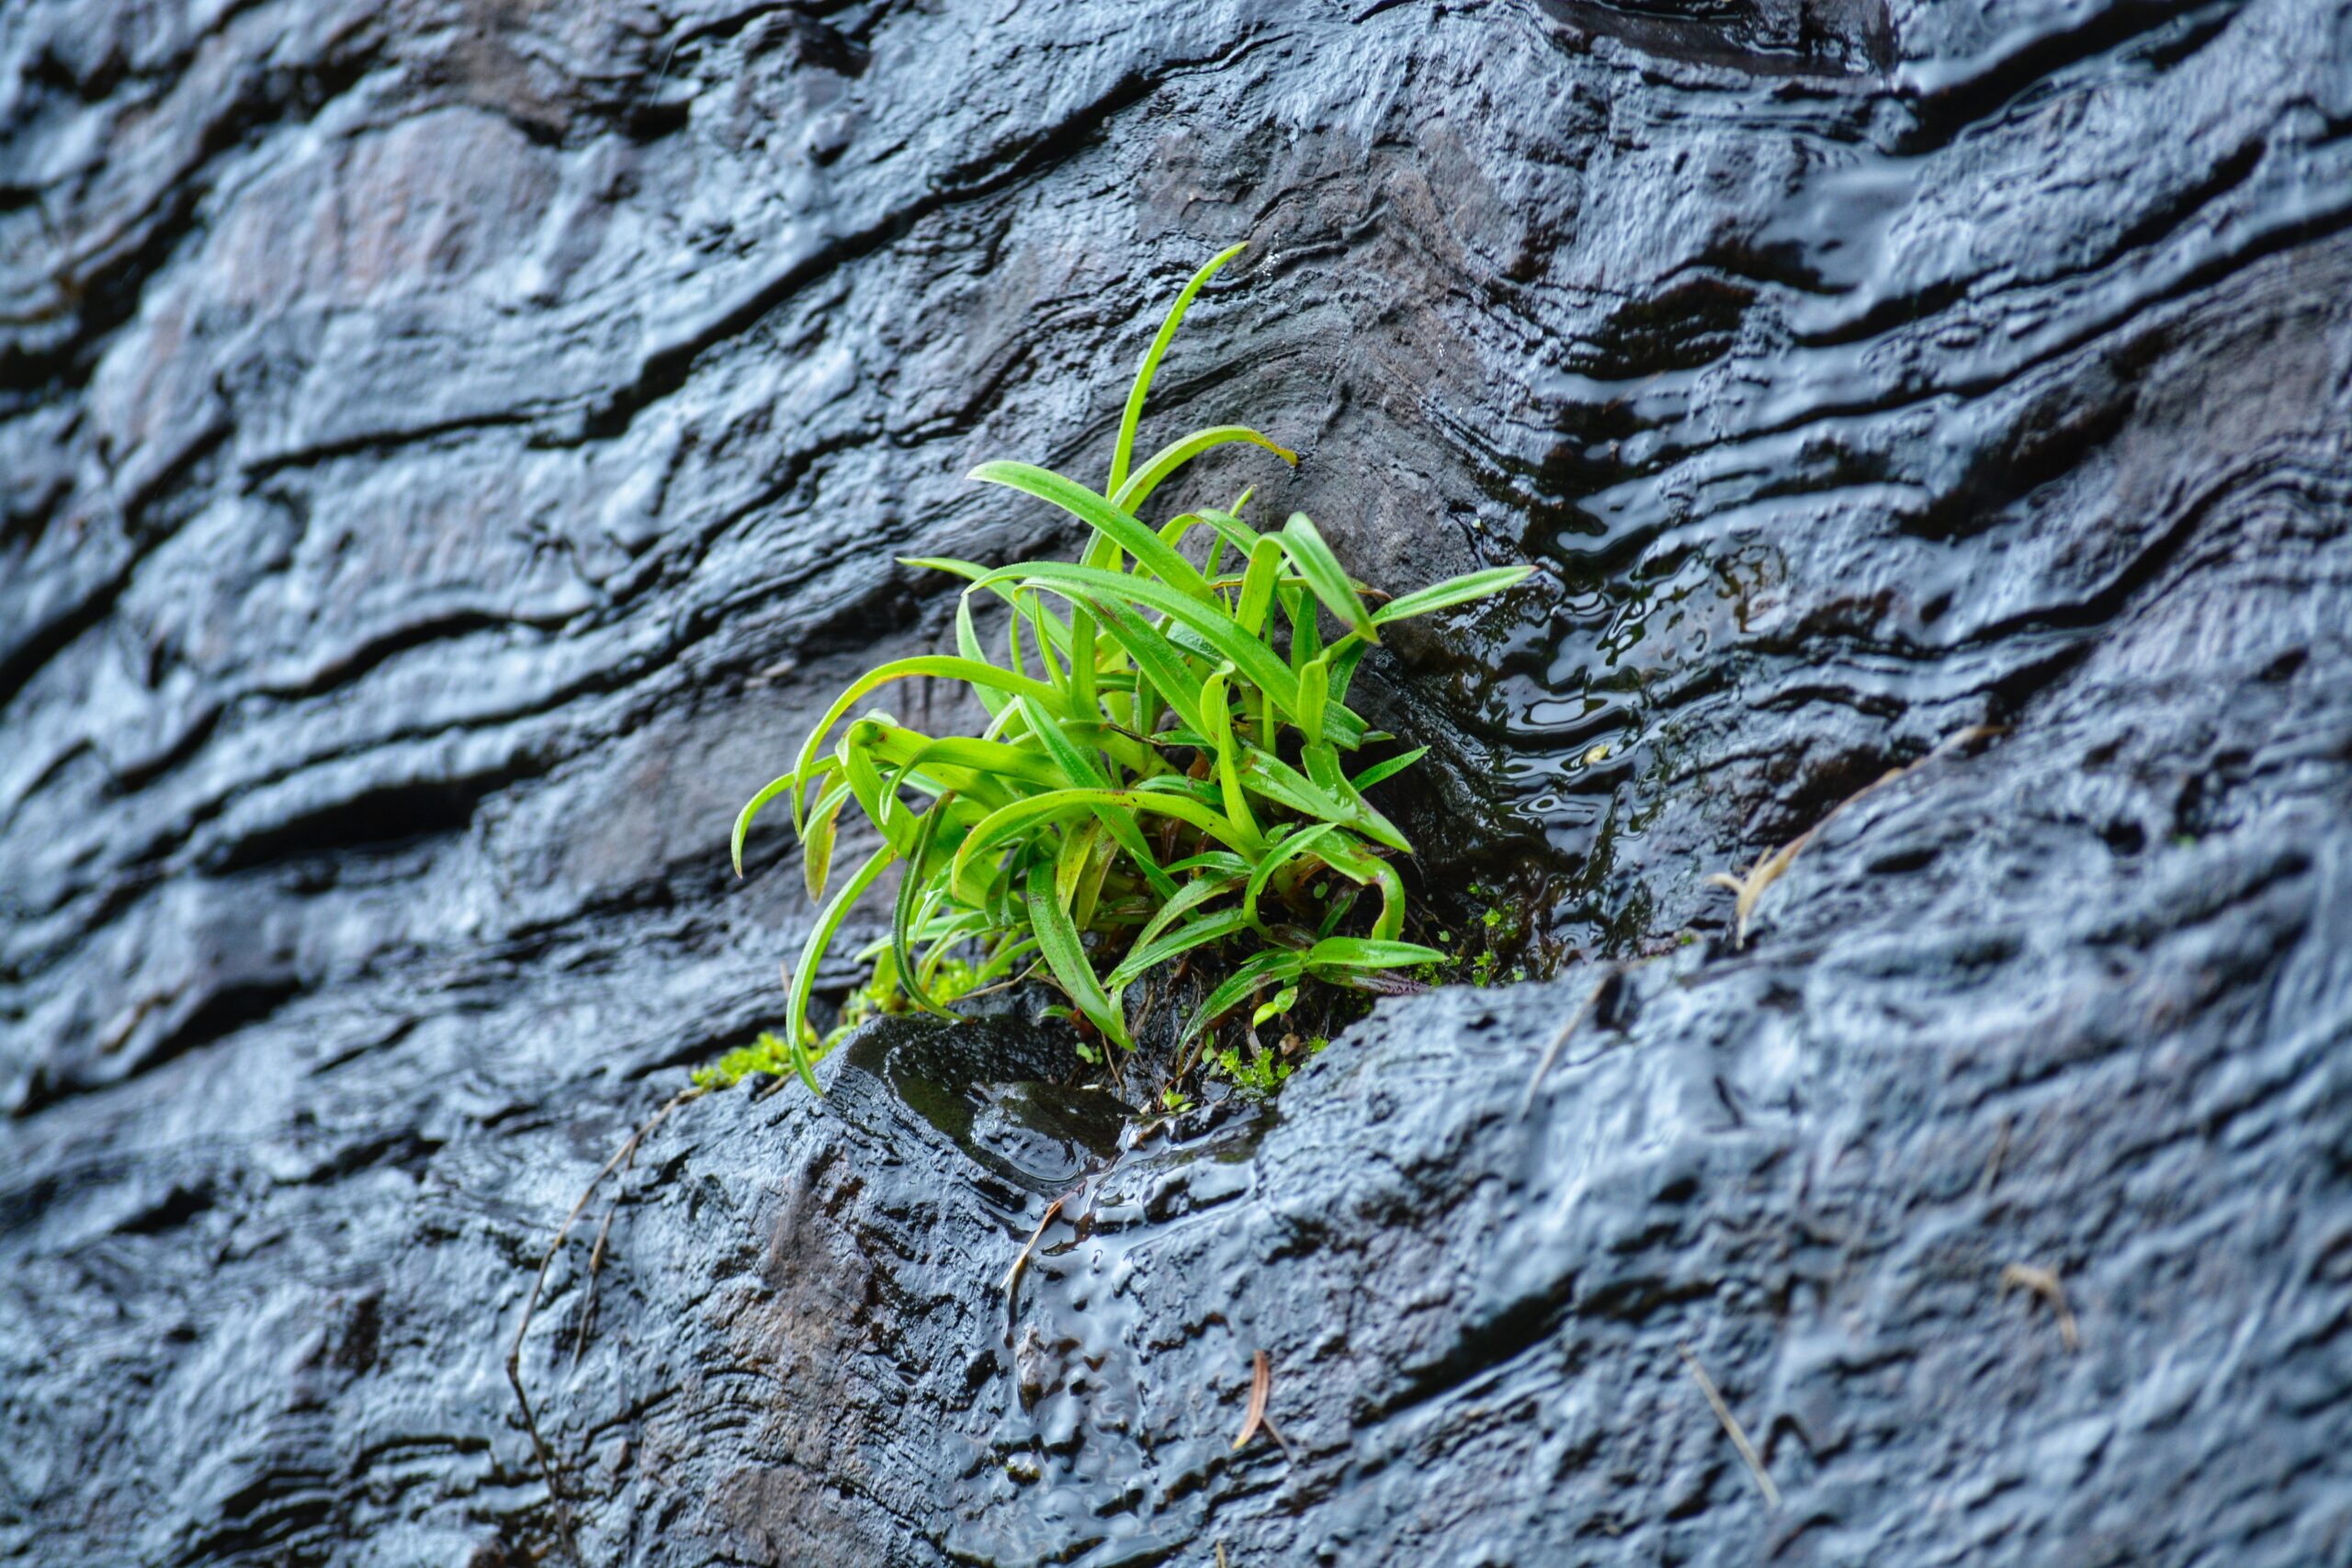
[[5, 0, 2350, 1562]]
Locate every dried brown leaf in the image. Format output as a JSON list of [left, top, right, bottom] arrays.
[[1232, 1349, 1272, 1451], [2000, 1262, 2080, 1351]]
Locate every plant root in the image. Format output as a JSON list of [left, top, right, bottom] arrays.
[[1679, 1342, 1781, 1510], [505, 1084, 705, 1563], [570, 1182, 629, 1371], [1999, 1262, 2080, 1351]]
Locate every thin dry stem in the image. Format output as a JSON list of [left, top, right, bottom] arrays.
[[571, 1128, 650, 1368], [1099, 1029, 1128, 1098], [1002, 1193, 1070, 1300], [505, 1085, 702, 1562], [1708, 725, 2007, 947], [1519, 966, 1617, 1119], [1679, 1342, 1781, 1510], [570, 1189, 626, 1370], [1978, 1115, 2013, 1200]]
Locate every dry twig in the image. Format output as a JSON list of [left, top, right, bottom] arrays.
[[1707, 828, 1828, 951], [571, 1188, 627, 1370], [1230, 1348, 1295, 1461], [1679, 1342, 1781, 1510], [1002, 1193, 1070, 1300]]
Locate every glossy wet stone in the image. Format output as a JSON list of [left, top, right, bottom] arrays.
[[4, 0, 2351, 1562]]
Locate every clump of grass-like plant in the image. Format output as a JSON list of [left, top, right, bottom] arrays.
[[511, 251, 1522, 1545], [734, 244, 1529, 1093]]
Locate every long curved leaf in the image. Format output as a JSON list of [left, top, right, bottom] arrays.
[[1295, 656, 1329, 750], [952, 593, 1007, 717], [1327, 637, 1369, 705], [970, 461, 1213, 600], [1053, 818, 1100, 915], [733, 770, 800, 877], [975, 933, 1041, 987], [952, 787, 1260, 891], [784, 842, 899, 1093], [1084, 592, 1209, 739], [1107, 873, 1245, 984], [1235, 743, 1410, 852], [893, 795, 961, 1020], [1350, 745, 1427, 792], [968, 561, 1364, 745], [1026, 856, 1129, 1048], [1181, 949, 1306, 1043], [860, 726, 1066, 795], [1283, 583, 1323, 672], [1108, 243, 1248, 495], [1276, 513, 1376, 642], [1313, 837, 1408, 942], [1107, 907, 1251, 989], [1016, 694, 1107, 789], [1242, 823, 1338, 931], [1305, 740, 1409, 852], [793, 656, 1070, 819], [802, 779, 852, 900], [1110, 426, 1295, 517], [1199, 668, 1260, 844], [1164, 849, 1252, 878], [1235, 536, 1283, 638], [1015, 694, 1179, 899], [1369, 564, 1533, 626], [1304, 935, 1445, 971]]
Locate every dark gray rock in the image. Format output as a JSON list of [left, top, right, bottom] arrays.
[[5, 0, 2351, 1563]]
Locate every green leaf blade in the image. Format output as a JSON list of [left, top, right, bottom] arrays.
[[1108, 243, 1249, 496], [1181, 949, 1306, 1043], [1026, 856, 1129, 1048], [1106, 906, 1250, 989], [1111, 426, 1296, 517], [970, 461, 1213, 601], [1242, 822, 1338, 931], [732, 770, 800, 878], [1369, 564, 1534, 627], [784, 842, 900, 1092], [1276, 513, 1377, 643]]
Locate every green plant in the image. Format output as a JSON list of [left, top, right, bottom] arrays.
[[691, 951, 981, 1091], [1209, 1032, 1328, 1100], [1416, 890, 1526, 987], [733, 244, 1530, 1092]]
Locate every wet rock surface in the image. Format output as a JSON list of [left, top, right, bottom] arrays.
[[6, 0, 2352, 1563]]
